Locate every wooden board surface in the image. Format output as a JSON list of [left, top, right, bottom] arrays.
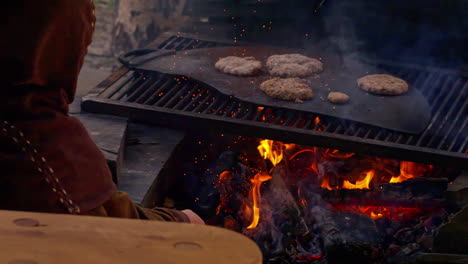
[[0, 210, 262, 264]]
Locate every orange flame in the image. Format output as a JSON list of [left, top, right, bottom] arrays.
[[390, 161, 429, 183], [246, 172, 272, 229], [320, 177, 334, 190], [219, 171, 232, 181], [342, 170, 375, 189], [370, 211, 384, 220], [284, 143, 296, 150], [313, 117, 326, 131], [313, 117, 320, 126], [257, 139, 284, 166]]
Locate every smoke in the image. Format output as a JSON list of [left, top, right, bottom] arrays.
[[319, 1, 467, 68]]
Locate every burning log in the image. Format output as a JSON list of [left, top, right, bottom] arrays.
[[304, 198, 385, 264], [270, 164, 310, 237], [320, 177, 448, 209], [251, 164, 323, 263], [295, 178, 385, 263]]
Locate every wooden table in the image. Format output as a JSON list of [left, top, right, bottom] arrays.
[[0, 210, 262, 264]]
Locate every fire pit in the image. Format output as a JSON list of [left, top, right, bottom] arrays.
[[150, 132, 461, 264]]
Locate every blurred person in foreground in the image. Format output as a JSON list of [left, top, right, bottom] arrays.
[[0, 0, 203, 224]]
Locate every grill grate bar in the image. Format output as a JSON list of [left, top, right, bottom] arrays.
[[192, 90, 214, 112], [214, 100, 230, 116], [417, 72, 437, 98], [173, 84, 201, 109], [458, 137, 468, 153], [182, 87, 206, 111], [124, 75, 156, 102], [450, 119, 467, 152], [383, 132, 394, 142], [428, 80, 467, 147], [252, 108, 267, 121], [427, 74, 449, 107], [142, 77, 176, 105], [155, 82, 185, 107], [416, 77, 459, 147], [441, 102, 467, 150], [221, 101, 237, 117], [232, 104, 247, 119], [134, 76, 165, 104], [310, 117, 323, 131], [161, 82, 192, 108], [202, 95, 223, 114], [273, 111, 286, 125], [107, 73, 139, 99], [324, 122, 337, 133], [260, 108, 274, 123], [374, 129, 386, 140], [105, 75, 133, 99], [239, 105, 254, 120], [281, 112, 298, 127], [157, 36, 176, 49], [116, 75, 145, 100]]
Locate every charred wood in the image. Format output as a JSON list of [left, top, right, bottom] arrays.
[[305, 203, 384, 264], [320, 177, 448, 209]]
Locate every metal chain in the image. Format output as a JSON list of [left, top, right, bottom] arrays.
[[0, 120, 81, 214]]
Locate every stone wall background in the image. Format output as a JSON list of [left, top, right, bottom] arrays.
[[84, 0, 117, 71], [84, 0, 188, 71]]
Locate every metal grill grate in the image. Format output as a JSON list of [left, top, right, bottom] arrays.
[[82, 35, 467, 168]]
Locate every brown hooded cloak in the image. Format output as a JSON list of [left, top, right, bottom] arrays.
[[0, 0, 188, 222]]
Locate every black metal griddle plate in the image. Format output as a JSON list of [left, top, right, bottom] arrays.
[[133, 46, 431, 134]]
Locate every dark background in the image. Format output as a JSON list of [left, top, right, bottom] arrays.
[[183, 0, 468, 69]]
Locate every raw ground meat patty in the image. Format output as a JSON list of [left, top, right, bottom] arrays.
[[357, 74, 409, 95], [266, 54, 323, 78], [260, 78, 313, 102], [214, 56, 262, 76]]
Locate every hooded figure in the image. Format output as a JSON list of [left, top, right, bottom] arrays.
[[0, 0, 199, 223]]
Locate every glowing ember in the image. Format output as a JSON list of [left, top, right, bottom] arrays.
[[324, 149, 355, 159], [342, 170, 375, 190], [257, 139, 284, 167], [215, 171, 234, 216], [246, 172, 272, 229], [333, 204, 424, 221], [219, 170, 232, 181], [289, 148, 316, 160]]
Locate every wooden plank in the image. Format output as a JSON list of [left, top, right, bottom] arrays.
[[0, 210, 262, 264]]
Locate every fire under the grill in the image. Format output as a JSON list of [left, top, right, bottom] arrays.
[[148, 132, 464, 264]]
